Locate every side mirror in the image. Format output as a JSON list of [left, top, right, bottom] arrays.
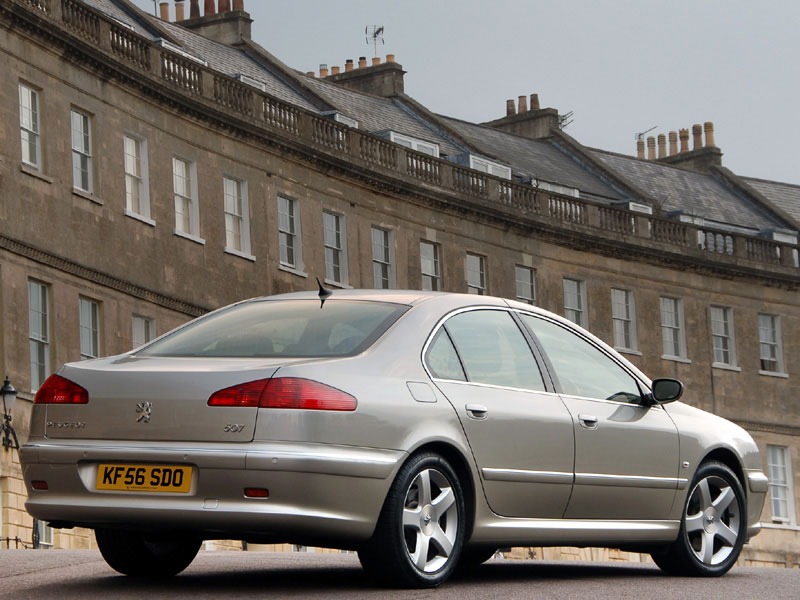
[[650, 378, 683, 404]]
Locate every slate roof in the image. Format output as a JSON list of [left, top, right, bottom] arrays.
[[442, 118, 625, 201], [591, 150, 785, 232], [743, 178, 800, 228], [83, 0, 159, 38]]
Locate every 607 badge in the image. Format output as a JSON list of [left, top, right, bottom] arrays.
[[96, 464, 192, 493]]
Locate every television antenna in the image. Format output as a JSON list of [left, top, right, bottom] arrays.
[[636, 125, 657, 141], [558, 111, 574, 130], [365, 25, 384, 58]]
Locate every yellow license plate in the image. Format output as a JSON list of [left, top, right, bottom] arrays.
[[96, 464, 193, 493]]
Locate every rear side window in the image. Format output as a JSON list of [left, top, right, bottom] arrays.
[[435, 310, 546, 391], [141, 300, 407, 358], [521, 315, 641, 403], [426, 329, 467, 381]]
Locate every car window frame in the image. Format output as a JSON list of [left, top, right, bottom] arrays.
[[422, 306, 556, 394]]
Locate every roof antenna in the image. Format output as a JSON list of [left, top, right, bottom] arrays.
[[365, 25, 384, 58], [316, 277, 332, 308]]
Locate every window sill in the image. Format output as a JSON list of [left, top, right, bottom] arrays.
[[759, 522, 800, 531], [759, 370, 788, 379], [712, 363, 741, 372], [20, 163, 53, 183], [124, 209, 156, 227], [661, 355, 692, 364], [278, 264, 308, 278], [72, 187, 102, 205], [225, 248, 256, 262], [324, 278, 352, 290], [174, 230, 206, 245], [615, 348, 641, 356]]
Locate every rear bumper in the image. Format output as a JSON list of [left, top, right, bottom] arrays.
[[20, 440, 406, 544]]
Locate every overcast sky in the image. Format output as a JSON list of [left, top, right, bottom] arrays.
[[131, 0, 800, 186]]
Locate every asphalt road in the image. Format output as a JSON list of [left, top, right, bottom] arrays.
[[1, 550, 799, 599]]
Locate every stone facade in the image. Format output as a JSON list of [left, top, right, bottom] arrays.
[[0, 0, 798, 566]]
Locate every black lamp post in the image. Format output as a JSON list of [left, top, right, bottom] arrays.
[[1, 376, 19, 451]]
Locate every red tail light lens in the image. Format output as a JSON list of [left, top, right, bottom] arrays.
[[34, 375, 89, 404], [208, 377, 357, 411]]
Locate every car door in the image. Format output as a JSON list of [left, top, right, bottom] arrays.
[[425, 308, 575, 519], [519, 313, 680, 520]]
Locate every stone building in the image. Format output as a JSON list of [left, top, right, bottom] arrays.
[[0, 0, 797, 566]]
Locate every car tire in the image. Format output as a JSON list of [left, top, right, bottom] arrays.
[[95, 528, 201, 577], [651, 461, 746, 576], [358, 452, 465, 588]]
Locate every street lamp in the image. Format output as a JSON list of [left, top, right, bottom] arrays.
[[1, 376, 19, 451]]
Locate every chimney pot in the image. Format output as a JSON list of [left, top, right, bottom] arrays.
[[345, 59, 354, 72], [518, 95, 528, 113], [636, 138, 645, 159], [175, 1, 185, 21], [506, 99, 516, 116], [530, 93, 540, 111], [704, 121, 716, 148], [386, 54, 395, 63], [190, 0, 200, 18], [233, 0, 244, 9], [319, 64, 329, 77], [331, 65, 340, 75], [306, 71, 315, 77], [204, 0, 215, 15], [358, 56, 367, 68], [679, 128, 689, 153], [657, 134, 667, 159], [372, 56, 381, 66], [668, 131, 678, 156], [159, 1, 169, 20], [219, 0, 231, 12], [647, 136, 656, 160], [692, 124, 703, 150]]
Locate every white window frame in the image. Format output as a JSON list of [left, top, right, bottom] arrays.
[[515, 266, 536, 305], [322, 110, 359, 129], [278, 195, 303, 272], [35, 518, 53, 549], [124, 134, 152, 223], [469, 155, 511, 180], [660, 297, 688, 361], [70, 108, 92, 193], [387, 131, 440, 157], [172, 156, 203, 243], [28, 280, 49, 392], [611, 288, 637, 352], [466, 253, 487, 295], [323, 210, 348, 286], [420, 241, 441, 291], [132, 315, 156, 350], [563, 278, 587, 328], [79, 297, 100, 360], [223, 176, 253, 259], [758, 314, 785, 376], [19, 83, 41, 169], [766, 445, 796, 526], [371, 226, 395, 289], [710, 306, 738, 369]]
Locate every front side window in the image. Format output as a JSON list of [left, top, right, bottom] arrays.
[[223, 177, 250, 255], [124, 135, 150, 219], [173, 157, 198, 237], [563, 278, 587, 328], [611, 288, 637, 351], [323, 211, 347, 284], [758, 314, 784, 374], [28, 281, 49, 391], [79, 298, 100, 360], [371, 227, 394, 289], [441, 310, 545, 391], [19, 83, 41, 169], [70, 109, 92, 192], [710, 306, 736, 367], [132, 315, 156, 349], [660, 297, 687, 359], [766, 445, 795, 524], [420, 241, 441, 291], [278, 195, 301, 269], [515, 266, 535, 305], [522, 315, 641, 403], [466, 253, 486, 295]]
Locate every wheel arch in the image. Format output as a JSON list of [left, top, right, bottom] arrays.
[[700, 447, 745, 490]]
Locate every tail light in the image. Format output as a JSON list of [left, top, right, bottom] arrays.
[[35, 375, 89, 404], [208, 377, 357, 411]]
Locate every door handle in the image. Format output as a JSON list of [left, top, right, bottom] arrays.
[[465, 404, 488, 420], [578, 414, 598, 429]]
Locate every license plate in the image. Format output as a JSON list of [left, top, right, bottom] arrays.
[[96, 464, 192, 493]]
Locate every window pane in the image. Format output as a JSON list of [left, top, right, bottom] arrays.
[[426, 329, 466, 381], [515, 266, 535, 304]]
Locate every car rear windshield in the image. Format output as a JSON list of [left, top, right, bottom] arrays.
[[140, 300, 408, 358]]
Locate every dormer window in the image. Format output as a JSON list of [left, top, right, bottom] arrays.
[[234, 74, 267, 92], [468, 155, 511, 180], [386, 131, 439, 157], [322, 111, 359, 129], [156, 39, 208, 66]]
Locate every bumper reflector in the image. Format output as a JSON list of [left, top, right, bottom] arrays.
[[244, 488, 269, 498], [32, 480, 49, 490]]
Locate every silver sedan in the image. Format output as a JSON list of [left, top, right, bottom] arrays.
[[21, 290, 767, 587]]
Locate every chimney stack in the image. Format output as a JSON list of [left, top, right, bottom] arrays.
[[204, 0, 215, 15], [506, 99, 516, 116], [331, 65, 340, 75], [319, 64, 328, 77], [218, 0, 231, 12], [358, 56, 367, 68], [159, 1, 169, 20], [647, 136, 656, 160], [190, 0, 200, 18], [668, 131, 678, 155], [657, 134, 666, 159], [692, 124, 703, 150], [530, 93, 540, 110], [345, 59, 354, 72], [679, 128, 689, 153], [704, 121, 716, 147], [518, 95, 528, 113], [636, 138, 645, 159], [306, 71, 315, 77]]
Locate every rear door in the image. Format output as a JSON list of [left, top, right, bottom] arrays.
[[426, 308, 575, 519]]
